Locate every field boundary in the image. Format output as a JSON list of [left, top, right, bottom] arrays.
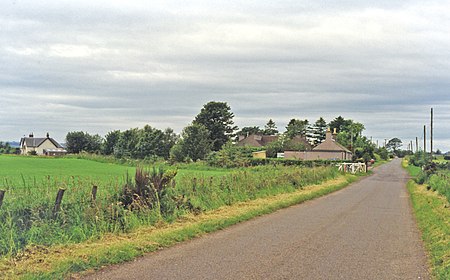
[[403, 160, 450, 279], [0, 174, 359, 279]]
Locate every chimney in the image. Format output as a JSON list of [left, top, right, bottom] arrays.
[[46, 132, 50, 138], [325, 128, 332, 141], [29, 133, 34, 138], [332, 128, 337, 140]]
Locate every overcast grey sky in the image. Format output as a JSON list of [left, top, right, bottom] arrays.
[[1, 0, 449, 151]]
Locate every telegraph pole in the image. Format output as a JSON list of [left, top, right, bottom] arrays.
[[423, 125, 426, 158], [430, 108, 433, 159], [416, 137, 418, 152]]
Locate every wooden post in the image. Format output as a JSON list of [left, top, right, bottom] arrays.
[[53, 188, 65, 218], [0, 190, 5, 209], [91, 185, 98, 202]]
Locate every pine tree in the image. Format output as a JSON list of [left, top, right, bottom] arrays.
[[263, 119, 278, 135]]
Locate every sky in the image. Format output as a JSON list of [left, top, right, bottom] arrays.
[[1, 0, 450, 151]]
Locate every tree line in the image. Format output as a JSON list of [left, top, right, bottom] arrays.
[[65, 101, 385, 162]]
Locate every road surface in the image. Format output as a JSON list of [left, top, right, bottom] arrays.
[[85, 158, 429, 279]]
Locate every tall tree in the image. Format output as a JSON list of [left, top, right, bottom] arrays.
[[170, 123, 212, 162], [103, 130, 121, 155], [193, 101, 237, 151], [285, 119, 309, 139], [161, 128, 178, 159], [135, 125, 165, 159], [263, 119, 278, 135], [66, 131, 103, 154], [386, 138, 402, 153], [329, 116, 351, 133], [310, 117, 327, 145], [113, 128, 140, 158]]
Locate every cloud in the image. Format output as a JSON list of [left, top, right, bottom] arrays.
[[1, 0, 450, 151]]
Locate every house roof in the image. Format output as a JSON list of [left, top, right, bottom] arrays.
[[312, 129, 351, 153], [237, 134, 312, 150], [20, 137, 63, 149], [313, 140, 351, 153], [237, 135, 278, 147]]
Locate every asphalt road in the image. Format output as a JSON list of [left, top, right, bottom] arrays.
[[85, 158, 429, 279]]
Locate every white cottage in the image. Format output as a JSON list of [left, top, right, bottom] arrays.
[[20, 133, 67, 156]]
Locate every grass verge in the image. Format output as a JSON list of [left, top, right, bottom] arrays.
[[0, 175, 358, 279], [403, 160, 450, 279]]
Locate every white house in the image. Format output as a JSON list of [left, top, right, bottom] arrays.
[[20, 133, 67, 156]]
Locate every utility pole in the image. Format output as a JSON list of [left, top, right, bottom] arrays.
[[416, 137, 418, 152], [431, 108, 433, 159], [423, 125, 426, 158]]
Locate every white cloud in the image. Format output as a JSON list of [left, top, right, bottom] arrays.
[[1, 0, 450, 151]]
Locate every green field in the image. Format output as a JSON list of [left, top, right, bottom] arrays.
[[0, 155, 340, 259]]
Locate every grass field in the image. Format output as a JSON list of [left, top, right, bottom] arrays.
[[0, 154, 340, 261]]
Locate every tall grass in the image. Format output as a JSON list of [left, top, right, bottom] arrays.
[[427, 172, 450, 203], [0, 161, 339, 258]]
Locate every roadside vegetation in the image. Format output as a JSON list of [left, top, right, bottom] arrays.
[[0, 154, 360, 279], [403, 155, 450, 279], [0, 155, 339, 257]]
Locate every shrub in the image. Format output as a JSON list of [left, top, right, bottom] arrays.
[[121, 167, 177, 213]]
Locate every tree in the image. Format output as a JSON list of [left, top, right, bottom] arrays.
[[0, 142, 13, 154], [386, 138, 402, 154], [161, 128, 178, 159], [113, 128, 140, 158], [285, 119, 309, 139], [329, 116, 351, 133], [66, 131, 103, 154], [103, 130, 121, 155], [135, 125, 166, 159], [66, 131, 89, 153], [309, 117, 327, 145], [193, 101, 237, 151], [263, 119, 278, 135], [236, 126, 263, 138], [86, 133, 103, 154], [170, 123, 212, 162]]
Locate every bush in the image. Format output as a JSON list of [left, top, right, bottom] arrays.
[[121, 167, 177, 213], [206, 142, 254, 168], [414, 171, 428, 185], [428, 173, 450, 203]]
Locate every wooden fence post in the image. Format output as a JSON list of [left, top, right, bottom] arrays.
[[53, 188, 65, 218], [0, 190, 5, 209], [91, 185, 98, 202]]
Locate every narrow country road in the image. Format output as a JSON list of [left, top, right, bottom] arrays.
[[85, 159, 429, 279]]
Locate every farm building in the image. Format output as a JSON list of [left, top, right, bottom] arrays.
[[284, 128, 352, 160], [237, 134, 312, 150], [20, 133, 67, 156]]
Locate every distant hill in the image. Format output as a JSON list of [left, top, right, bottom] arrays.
[[7, 141, 20, 148]]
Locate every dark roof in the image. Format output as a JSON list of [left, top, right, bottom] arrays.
[[237, 134, 312, 150], [20, 137, 63, 149], [237, 135, 278, 147]]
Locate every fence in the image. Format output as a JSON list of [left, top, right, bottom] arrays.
[[337, 162, 367, 174], [0, 185, 100, 216]]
